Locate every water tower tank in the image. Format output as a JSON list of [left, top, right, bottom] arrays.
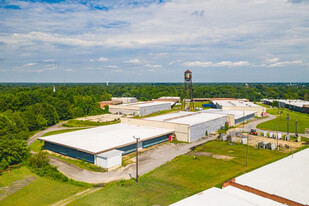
[[184, 70, 192, 81]]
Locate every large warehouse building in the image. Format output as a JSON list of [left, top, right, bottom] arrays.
[[39, 124, 173, 170], [200, 109, 255, 126], [263, 99, 309, 114], [109, 102, 171, 116], [212, 100, 266, 117], [122, 111, 227, 142]]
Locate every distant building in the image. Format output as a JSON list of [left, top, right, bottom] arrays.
[[262, 99, 309, 114], [122, 111, 227, 142], [99, 100, 122, 108], [111, 97, 137, 104], [109, 102, 171, 116], [152, 97, 180, 106], [200, 109, 255, 126], [212, 100, 266, 117]]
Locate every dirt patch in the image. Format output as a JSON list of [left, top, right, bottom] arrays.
[[212, 154, 234, 160], [76, 114, 122, 123], [185, 152, 213, 157], [240, 134, 303, 152]]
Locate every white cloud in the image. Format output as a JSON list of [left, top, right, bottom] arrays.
[[149, 52, 168, 57], [98, 57, 108, 62], [42, 59, 55, 63], [268, 60, 303, 67], [24, 62, 36, 66], [265, 58, 280, 64], [183, 61, 249, 67], [111, 69, 123, 72], [144, 64, 162, 68], [127, 59, 142, 64], [65, 68, 72, 72], [105, 65, 119, 69], [89, 59, 95, 62]]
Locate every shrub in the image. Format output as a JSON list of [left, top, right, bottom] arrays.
[[28, 152, 68, 182]]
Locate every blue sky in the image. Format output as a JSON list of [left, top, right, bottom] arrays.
[[0, 0, 309, 82]]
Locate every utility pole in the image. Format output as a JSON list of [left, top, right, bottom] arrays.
[[133, 136, 140, 182], [287, 113, 290, 136], [295, 120, 298, 137], [246, 132, 249, 166], [243, 111, 245, 132], [276, 124, 279, 149]]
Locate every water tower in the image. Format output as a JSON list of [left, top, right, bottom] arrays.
[[182, 70, 194, 110]]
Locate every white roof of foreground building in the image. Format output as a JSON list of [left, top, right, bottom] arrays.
[[39, 123, 173, 154], [200, 109, 256, 119], [170, 186, 284, 206], [145, 111, 226, 126], [236, 148, 309, 205]]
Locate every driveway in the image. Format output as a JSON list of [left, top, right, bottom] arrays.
[[49, 135, 218, 184], [232, 114, 309, 138]]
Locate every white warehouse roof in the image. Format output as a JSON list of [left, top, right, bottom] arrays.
[[145, 111, 226, 126], [213, 100, 262, 108], [170, 186, 284, 206], [39, 123, 174, 154], [125, 101, 171, 108], [200, 109, 256, 119], [236, 148, 309, 205]]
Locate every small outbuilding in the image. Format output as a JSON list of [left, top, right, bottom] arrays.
[[96, 150, 123, 170]]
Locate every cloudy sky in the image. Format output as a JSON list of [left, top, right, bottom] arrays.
[[0, 0, 308, 82]]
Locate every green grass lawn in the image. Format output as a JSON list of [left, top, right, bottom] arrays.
[[62, 119, 120, 127], [0, 167, 33, 187], [68, 141, 290, 206], [257, 108, 309, 133], [0, 167, 86, 206], [194, 101, 211, 108], [255, 103, 271, 108]]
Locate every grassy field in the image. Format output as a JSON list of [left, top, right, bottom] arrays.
[[68, 141, 289, 206], [62, 119, 120, 127], [0, 167, 86, 206], [0, 167, 33, 187], [255, 103, 271, 108], [257, 108, 309, 134], [194, 101, 211, 108]]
